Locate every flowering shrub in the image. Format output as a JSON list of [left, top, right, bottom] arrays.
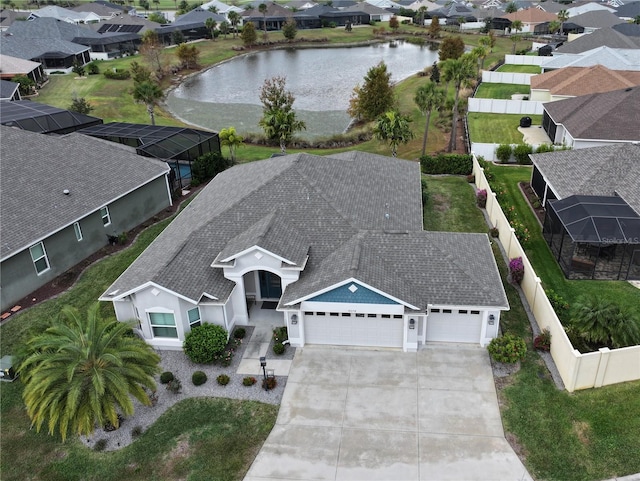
[[512, 221, 531, 246], [534, 329, 551, 351], [273, 326, 288, 343], [243, 376, 257, 386], [509, 257, 524, 285], [504, 205, 517, 222], [476, 189, 487, 208], [487, 334, 527, 363]]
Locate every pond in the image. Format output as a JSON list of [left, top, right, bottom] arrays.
[[166, 40, 440, 139]]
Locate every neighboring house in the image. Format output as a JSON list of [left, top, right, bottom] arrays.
[[555, 27, 640, 54], [540, 46, 640, 72], [28, 5, 102, 24], [71, 1, 126, 21], [243, 3, 304, 31], [100, 152, 509, 352], [0, 8, 23, 31], [344, 2, 393, 21], [5, 16, 139, 61], [614, 1, 640, 21], [0, 55, 45, 85], [90, 13, 158, 36], [612, 23, 640, 38], [541, 86, 640, 148], [315, 4, 371, 26], [155, 8, 226, 42], [0, 80, 21, 101], [0, 35, 91, 72], [365, 0, 405, 10], [285, 0, 319, 10], [500, 8, 558, 33], [0, 100, 103, 134], [0, 126, 172, 312], [530, 65, 640, 101], [530, 144, 640, 280], [568, 10, 625, 34], [199, 0, 244, 15]]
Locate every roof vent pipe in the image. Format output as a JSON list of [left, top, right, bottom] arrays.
[[63, 189, 70, 195]]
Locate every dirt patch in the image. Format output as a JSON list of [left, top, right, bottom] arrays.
[[572, 420, 591, 446], [164, 435, 192, 480], [505, 432, 528, 459], [431, 193, 450, 212]]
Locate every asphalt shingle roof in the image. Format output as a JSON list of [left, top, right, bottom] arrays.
[[104, 152, 508, 310], [543, 86, 640, 141], [531, 143, 640, 215], [530, 65, 640, 96], [0, 80, 19, 99], [555, 27, 640, 54], [0, 126, 169, 260]]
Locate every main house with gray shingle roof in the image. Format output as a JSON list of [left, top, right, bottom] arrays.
[[101, 152, 508, 352], [0, 126, 172, 312]]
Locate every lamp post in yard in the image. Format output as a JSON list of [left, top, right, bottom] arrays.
[[260, 356, 267, 390]]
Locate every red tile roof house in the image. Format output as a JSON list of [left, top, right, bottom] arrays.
[[541, 86, 640, 149], [101, 152, 509, 352], [501, 8, 558, 33], [530, 64, 640, 102]]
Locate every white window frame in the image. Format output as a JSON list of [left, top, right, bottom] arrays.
[[100, 206, 111, 226], [73, 221, 83, 241], [29, 242, 50, 275], [147, 310, 178, 338], [187, 307, 201, 328]]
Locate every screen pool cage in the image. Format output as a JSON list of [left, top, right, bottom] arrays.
[[543, 195, 640, 280], [78, 123, 221, 191]]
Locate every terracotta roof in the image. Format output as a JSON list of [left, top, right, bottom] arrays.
[[531, 65, 640, 96], [502, 7, 557, 23], [543, 86, 640, 141]]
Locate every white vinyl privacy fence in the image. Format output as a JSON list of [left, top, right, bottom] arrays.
[[472, 155, 640, 392], [481, 71, 535, 85], [468, 98, 544, 115]]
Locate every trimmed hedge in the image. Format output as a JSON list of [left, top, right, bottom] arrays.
[[183, 324, 228, 364], [420, 154, 472, 175], [103, 69, 131, 80]]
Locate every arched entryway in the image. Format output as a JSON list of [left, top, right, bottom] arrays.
[[258, 270, 282, 300]]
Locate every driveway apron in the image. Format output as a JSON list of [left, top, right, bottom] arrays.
[[244, 344, 532, 481]]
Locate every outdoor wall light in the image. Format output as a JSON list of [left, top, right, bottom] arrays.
[[409, 319, 416, 330], [488, 314, 495, 325], [291, 314, 298, 325]]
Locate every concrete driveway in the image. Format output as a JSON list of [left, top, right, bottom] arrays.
[[245, 345, 532, 481]]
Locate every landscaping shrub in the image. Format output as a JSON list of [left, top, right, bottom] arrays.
[[420, 153, 472, 175], [87, 62, 100, 75], [273, 342, 286, 355], [509, 257, 524, 285], [190, 152, 233, 186], [534, 328, 551, 351], [513, 143, 533, 165], [183, 324, 228, 364], [489, 227, 499, 238], [495, 144, 512, 164], [487, 333, 527, 363], [192, 370, 208, 386], [545, 288, 570, 321], [160, 371, 174, 384], [243, 376, 257, 386], [167, 378, 182, 394], [94, 439, 108, 451], [273, 326, 288, 343], [233, 327, 246, 339], [466, 174, 475, 183], [421, 177, 429, 205], [131, 425, 144, 438], [262, 377, 277, 390], [476, 189, 487, 208], [217, 374, 230, 385], [512, 220, 531, 246], [220, 349, 234, 367], [535, 143, 554, 154], [103, 69, 131, 80]]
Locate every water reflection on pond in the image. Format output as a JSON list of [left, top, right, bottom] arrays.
[[166, 41, 440, 139]]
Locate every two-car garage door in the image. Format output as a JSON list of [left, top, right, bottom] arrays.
[[304, 312, 404, 348], [426, 309, 483, 343]]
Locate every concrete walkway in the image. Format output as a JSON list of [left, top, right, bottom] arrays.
[[245, 344, 532, 481]]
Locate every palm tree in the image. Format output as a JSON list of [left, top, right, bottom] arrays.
[[441, 54, 475, 152], [471, 44, 488, 73], [510, 20, 523, 54], [132, 80, 164, 125], [505, 1, 517, 13], [258, 3, 268, 41], [511, 19, 523, 34], [557, 9, 569, 35], [205, 17, 217, 40], [414, 82, 445, 157], [19, 304, 160, 441], [570, 295, 640, 349], [418, 6, 427, 26], [219, 126, 244, 162], [259, 109, 306, 154], [548, 20, 561, 35], [373, 110, 414, 158], [228, 10, 240, 38]]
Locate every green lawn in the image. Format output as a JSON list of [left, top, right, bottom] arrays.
[[467, 113, 542, 144], [425, 172, 640, 481], [497, 64, 542, 74], [474, 83, 530, 100]]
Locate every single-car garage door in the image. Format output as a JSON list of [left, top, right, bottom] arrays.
[[304, 312, 404, 348], [426, 309, 483, 343]]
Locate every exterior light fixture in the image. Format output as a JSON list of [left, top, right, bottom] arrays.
[[291, 314, 298, 325], [260, 356, 267, 390], [409, 319, 416, 330], [488, 314, 495, 325]]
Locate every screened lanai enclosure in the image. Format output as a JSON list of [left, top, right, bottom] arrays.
[[78, 123, 221, 191], [544, 195, 640, 280]]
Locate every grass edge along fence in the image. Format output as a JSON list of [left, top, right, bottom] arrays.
[[472, 155, 640, 392]]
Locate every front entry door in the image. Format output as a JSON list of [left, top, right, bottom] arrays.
[[258, 271, 282, 299]]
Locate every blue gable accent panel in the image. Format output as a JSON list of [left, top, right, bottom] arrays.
[[309, 282, 399, 304]]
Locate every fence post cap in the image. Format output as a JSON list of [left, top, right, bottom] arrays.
[[509, 227, 516, 233], [534, 276, 541, 283]]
